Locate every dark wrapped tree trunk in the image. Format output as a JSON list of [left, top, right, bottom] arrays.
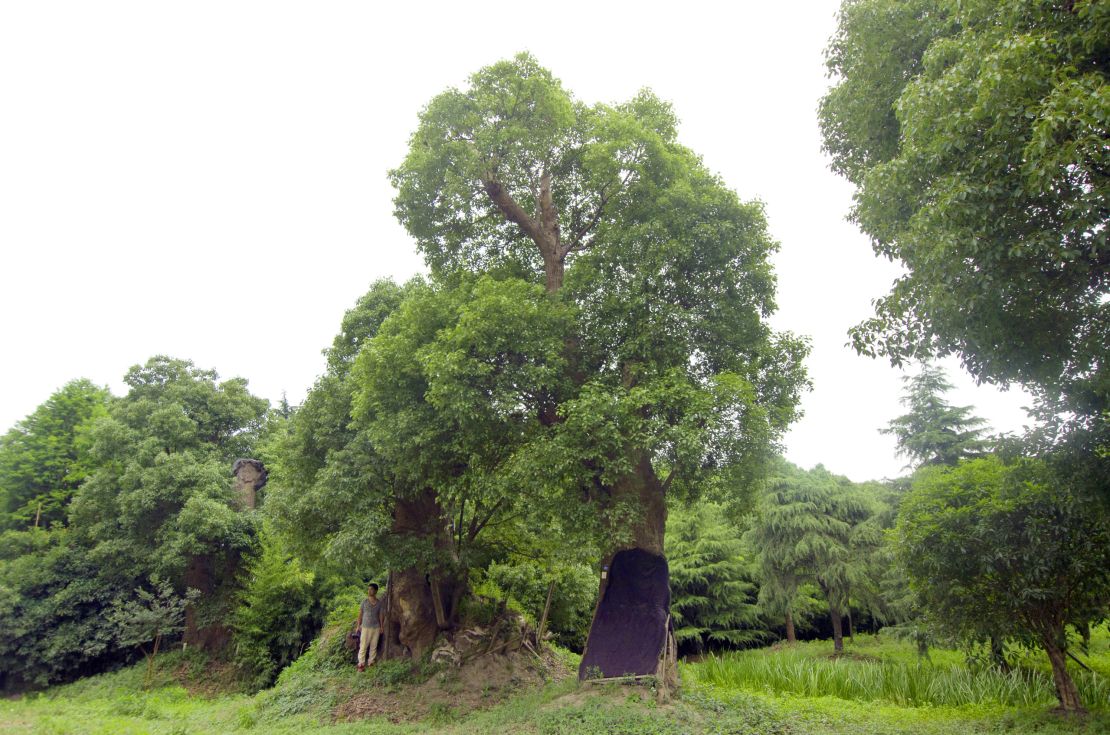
[[579, 453, 674, 682]]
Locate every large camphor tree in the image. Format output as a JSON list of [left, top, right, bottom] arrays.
[[819, 0, 1108, 494], [389, 54, 808, 678]]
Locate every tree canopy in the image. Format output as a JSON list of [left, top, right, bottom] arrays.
[[882, 365, 989, 468], [391, 53, 809, 558], [0, 379, 109, 530], [820, 0, 1108, 445], [897, 455, 1110, 710]]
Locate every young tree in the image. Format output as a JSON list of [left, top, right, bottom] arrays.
[[390, 53, 808, 677], [820, 0, 1108, 478], [0, 379, 110, 530], [667, 502, 765, 655], [882, 365, 989, 469], [897, 455, 1110, 711], [747, 463, 876, 651], [109, 577, 197, 688]]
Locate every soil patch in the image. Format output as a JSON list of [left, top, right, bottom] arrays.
[[334, 645, 570, 723]]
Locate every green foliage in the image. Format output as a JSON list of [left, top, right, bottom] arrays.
[[108, 576, 198, 688], [898, 456, 1110, 642], [388, 53, 809, 567], [0, 529, 130, 688], [746, 462, 880, 644], [109, 576, 195, 652], [0, 379, 110, 530], [5, 634, 1110, 734], [882, 365, 989, 469], [480, 559, 596, 649], [667, 503, 766, 653], [820, 0, 1109, 456], [692, 636, 1110, 709], [70, 356, 267, 584], [231, 528, 323, 689], [263, 279, 411, 576], [352, 275, 582, 573], [897, 455, 1110, 707], [0, 357, 268, 690]]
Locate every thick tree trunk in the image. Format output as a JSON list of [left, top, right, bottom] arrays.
[[785, 609, 796, 644], [182, 554, 233, 651], [380, 489, 462, 659], [1043, 629, 1085, 712], [608, 453, 666, 555], [829, 601, 844, 653], [383, 567, 438, 659], [580, 454, 673, 682]]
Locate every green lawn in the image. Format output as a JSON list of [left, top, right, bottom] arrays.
[[4, 633, 1108, 734]]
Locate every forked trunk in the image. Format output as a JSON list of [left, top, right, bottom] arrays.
[[1043, 629, 1085, 712]]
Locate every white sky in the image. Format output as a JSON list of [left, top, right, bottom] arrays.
[[0, 1, 1032, 482]]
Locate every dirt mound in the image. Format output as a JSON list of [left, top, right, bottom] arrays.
[[333, 615, 574, 724]]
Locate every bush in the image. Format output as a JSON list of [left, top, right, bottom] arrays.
[[231, 530, 324, 689], [0, 529, 132, 689], [480, 560, 596, 649]]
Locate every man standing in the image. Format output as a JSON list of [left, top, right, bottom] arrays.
[[353, 583, 384, 671]]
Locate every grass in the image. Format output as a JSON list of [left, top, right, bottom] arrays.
[[3, 631, 1108, 734], [689, 636, 1110, 708]]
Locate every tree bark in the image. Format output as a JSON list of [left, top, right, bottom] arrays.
[[785, 609, 797, 644], [1042, 628, 1085, 712], [380, 489, 462, 659], [829, 600, 844, 653], [182, 554, 233, 651], [990, 635, 1010, 673], [383, 566, 438, 659], [607, 452, 667, 556]]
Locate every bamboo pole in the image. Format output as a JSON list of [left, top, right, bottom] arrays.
[[536, 579, 556, 648]]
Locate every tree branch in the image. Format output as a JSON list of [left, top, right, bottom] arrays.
[[482, 177, 543, 243], [467, 498, 506, 542]]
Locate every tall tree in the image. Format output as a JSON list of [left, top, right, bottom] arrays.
[[819, 0, 1109, 478], [390, 54, 807, 675], [897, 455, 1110, 711], [882, 365, 989, 468], [0, 380, 110, 530]]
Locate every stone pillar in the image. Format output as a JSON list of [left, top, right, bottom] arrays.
[[232, 458, 267, 510]]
